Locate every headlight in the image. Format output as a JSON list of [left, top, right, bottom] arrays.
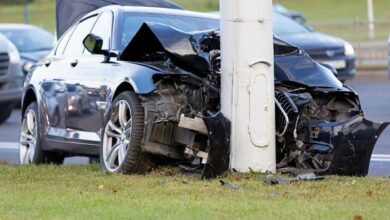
[[22, 62, 34, 73], [344, 42, 355, 56], [7, 40, 20, 63]]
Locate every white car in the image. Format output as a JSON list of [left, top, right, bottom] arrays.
[[0, 33, 23, 124]]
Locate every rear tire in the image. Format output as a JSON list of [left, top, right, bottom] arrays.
[[100, 91, 153, 174], [19, 102, 64, 164], [0, 102, 14, 124]]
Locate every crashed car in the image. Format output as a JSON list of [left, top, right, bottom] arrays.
[[20, 6, 388, 178]]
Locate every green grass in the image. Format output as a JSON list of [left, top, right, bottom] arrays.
[[172, 0, 218, 12], [0, 0, 55, 31], [1, 164, 390, 219], [276, 0, 390, 21], [276, 0, 390, 41]]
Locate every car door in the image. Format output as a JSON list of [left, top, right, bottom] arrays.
[[63, 12, 114, 147], [38, 25, 76, 143]]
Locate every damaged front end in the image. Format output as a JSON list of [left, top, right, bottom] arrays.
[[120, 23, 229, 178], [274, 83, 388, 175], [119, 22, 388, 177]]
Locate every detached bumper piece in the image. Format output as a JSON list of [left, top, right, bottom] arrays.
[[275, 84, 389, 176], [323, 117, 388, 176], [278, 116, 388, 176]]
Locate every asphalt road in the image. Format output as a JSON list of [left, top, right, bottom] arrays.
[[0, 110, 90, 165], [0, 80, 390, 176]]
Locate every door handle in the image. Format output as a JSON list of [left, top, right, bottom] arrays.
[[44, 60, 51, 67], [70, 59, 78, 67]]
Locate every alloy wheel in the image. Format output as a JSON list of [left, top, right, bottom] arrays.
[[102, 100, 133, 172], [19, 109, 38, 164]]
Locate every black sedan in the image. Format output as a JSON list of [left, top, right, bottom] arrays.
[[274, 13, 356, 82], [0, 24, 54, 74], [20, 6, 387, 177]]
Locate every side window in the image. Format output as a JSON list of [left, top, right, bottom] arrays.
[[55, 26, 75, 55], [63, 15, 98, 56], [90, 12, 113, 51]]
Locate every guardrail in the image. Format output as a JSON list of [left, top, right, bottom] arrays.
[[309, 19, 390, 68]]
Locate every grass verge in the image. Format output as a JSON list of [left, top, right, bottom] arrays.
[[276, 0, 390, 21], [1, 164, 390, 219]]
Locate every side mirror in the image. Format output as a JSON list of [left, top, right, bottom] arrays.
[[321, 63, 338, 76], [83, 34, 104, 54]]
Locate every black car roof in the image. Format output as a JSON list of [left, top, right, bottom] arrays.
[[56, 0, 183, 38]]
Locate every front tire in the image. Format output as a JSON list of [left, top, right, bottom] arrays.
[[19, 102, 64, 164], [100, 91, 152, 174]]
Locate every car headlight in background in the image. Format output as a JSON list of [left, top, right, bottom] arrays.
[[7, 40, 20, 63], [344, 42, 355, 56], [22, 62, 34, 74]]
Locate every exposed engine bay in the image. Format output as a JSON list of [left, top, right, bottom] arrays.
[[119, 22, 388, 178]]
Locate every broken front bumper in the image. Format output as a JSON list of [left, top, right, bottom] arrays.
[[308, 116, 388, 176]]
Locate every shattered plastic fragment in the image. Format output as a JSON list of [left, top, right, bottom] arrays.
[[296, 172, 325, 181], [264, 175, 292, 185], [220, 180, 240, 190], [264, 172, 324, 185]]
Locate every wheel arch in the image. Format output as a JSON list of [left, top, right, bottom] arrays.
[[112, 73, 159, 100], [113, 82, 135, 101], [22, 87, 37, 118]]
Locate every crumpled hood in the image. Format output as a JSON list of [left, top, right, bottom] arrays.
[[279, 32, 346, 52], [119, 22, 219, 76]]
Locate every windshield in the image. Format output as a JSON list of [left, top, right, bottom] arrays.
[[273, 13, 310, 36], [119, 12, 219, 49], [0, 28, 54, 52]]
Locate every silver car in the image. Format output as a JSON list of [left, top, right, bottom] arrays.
[[0, 33, 23, 124]]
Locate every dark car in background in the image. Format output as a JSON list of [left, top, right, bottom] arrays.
[[273, 3, 306, 24], [274, 13, 356, 82], [0, 33, 23, 124], [20, 6, 387, 178], [0, 24, 54, 74]]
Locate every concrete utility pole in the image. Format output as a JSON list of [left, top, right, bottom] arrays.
[[367, 0, 375, 39], [220, 0, 276, 172]]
